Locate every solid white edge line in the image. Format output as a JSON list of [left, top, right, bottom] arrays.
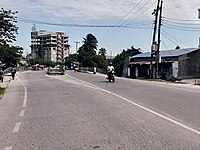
[[12, 122, 21, 133], [16, 77, 27, 108], [109, 91, 200, 135], [5, 146, 12, 150], [47, 74, 200, 136]]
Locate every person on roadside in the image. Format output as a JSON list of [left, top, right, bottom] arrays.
[[11, 67, 16, 80], [0, 68, 4, 82]]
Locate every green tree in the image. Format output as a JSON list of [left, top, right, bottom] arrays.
[[92, 55, 107, 69], [113, 46, 141, 76], [0, 8, 18, 45], [64, 54, 77, 69], [0, 45, 22, 67], [98, 48, 107, 57], [77, 33, 98, 67], [0, 8, 22, 67]]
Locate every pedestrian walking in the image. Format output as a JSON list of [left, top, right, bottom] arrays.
[[0, 68, 4, 82], [11, 67, 16, 80]]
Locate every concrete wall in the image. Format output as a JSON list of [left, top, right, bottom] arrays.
[[178, 50, 200, 79]]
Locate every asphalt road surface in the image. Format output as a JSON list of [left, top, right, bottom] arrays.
[[0, 70, 200, 150]]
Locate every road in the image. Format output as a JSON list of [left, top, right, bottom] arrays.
[[0, 70, 200, 150]]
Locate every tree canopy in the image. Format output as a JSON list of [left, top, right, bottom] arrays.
[[0, 8, 18, 45], [77, 33, 98, 67], [98, 48, 106, 57], [0, 45, 22, 67], [0, 8, 22, 68], [112, 46, 141, 76]]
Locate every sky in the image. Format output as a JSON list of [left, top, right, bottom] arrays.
[[1, 0, 200, 56]]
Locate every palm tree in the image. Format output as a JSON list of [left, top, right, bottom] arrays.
[[98, 48, 107, 57], [82, 33, 98, 54], [77, 33, 98, 67]]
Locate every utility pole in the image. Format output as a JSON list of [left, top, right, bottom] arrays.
[[156, 0, 163, 79], [198, 9, 200, 49], [74, 41, 80, 62], [31, 24, 37, 65], [150, 0, 160, 79], [150, 0, 163, 79]]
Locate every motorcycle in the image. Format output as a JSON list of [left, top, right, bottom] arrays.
[[107, 70, 115, 83]]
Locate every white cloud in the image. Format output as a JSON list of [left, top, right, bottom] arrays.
[[164, 0, 200, 20], [1, 0, 200, 22]]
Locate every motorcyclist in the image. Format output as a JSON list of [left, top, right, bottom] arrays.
[[107, 62, 114, 80]]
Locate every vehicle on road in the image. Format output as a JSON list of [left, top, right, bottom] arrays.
[[107, 71, 115, 82]]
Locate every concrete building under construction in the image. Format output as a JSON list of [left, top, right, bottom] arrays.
[[31, 26, 70, 63]]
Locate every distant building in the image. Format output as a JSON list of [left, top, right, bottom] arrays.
[[128, 48, 200, 80], [106, 55, 115, 62], [31, 28, 70, 63]]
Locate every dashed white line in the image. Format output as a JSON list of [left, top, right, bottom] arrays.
[[19, 109, 25, 117], [12, 122, 21, 133], [5, 146, 12, 150], [22, 86, 27, 108]]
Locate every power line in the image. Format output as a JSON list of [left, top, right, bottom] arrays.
[[124, 0, 156, 26], [98, 0, 145, 38], [99, 0, 153, 38], [162, 30, 191, 47], [163, 24, 200, 31], [163, 17, 200, 22], [99, 0, 156, 40], [163, 22, 200, 30], [17, 17, 122, 28], [161, 32, 188, 47], [162, 17, 200, 31], [17, 17, 153, 29], [163, 19, 200, 26]]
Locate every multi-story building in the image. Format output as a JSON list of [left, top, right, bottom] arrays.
[[31, 27, 69, 63]]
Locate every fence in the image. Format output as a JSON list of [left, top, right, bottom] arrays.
[[79, 67, 107, 74]]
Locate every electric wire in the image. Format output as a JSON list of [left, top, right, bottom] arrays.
[[163, 19, 200, 26], [163, 17, 200, 22], [17, 17, 153, 29], [99, 0, 156, 40], [162, 30, 191, 47], [161, 32, 189, 47], [98, 0, 145, 38], [163, 22, 200, 30], [163, 24, 200, 31]]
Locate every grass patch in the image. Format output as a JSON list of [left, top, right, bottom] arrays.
[[0, 87, 6, 95]]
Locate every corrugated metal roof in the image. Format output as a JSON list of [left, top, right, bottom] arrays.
[[130, 48, 198, 59]]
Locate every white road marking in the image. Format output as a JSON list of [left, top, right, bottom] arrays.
[[22, 86, 27, 108], [16, 77, 27, 108], [5, 146, 12, 150], [19, 109, 25, 117], [12, 122, 21, 133], [48, 74, 200, 136]]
